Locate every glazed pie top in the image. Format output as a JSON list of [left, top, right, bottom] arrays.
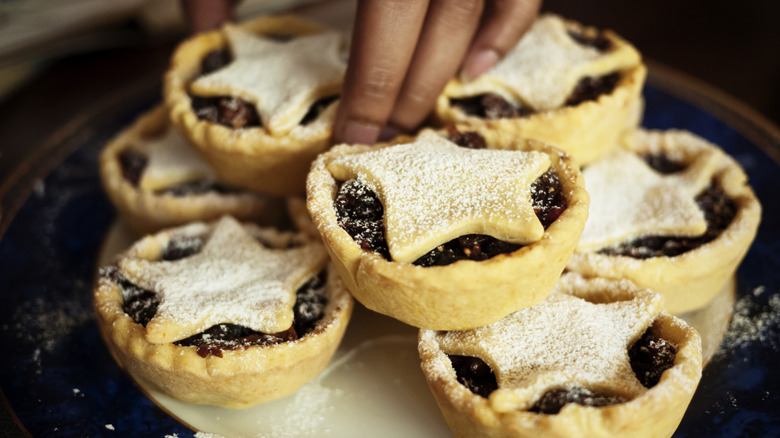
[[190, 25, 346, 135], [130, 126, 216, 191], [578, 144, 724, 250], [117, 216, 327, 343], [443, 14, 640, 111], [327, 130, 551, 263], [427, 276, 664, 412]]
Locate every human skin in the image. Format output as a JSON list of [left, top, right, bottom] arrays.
[[182, 0, 541, 144]]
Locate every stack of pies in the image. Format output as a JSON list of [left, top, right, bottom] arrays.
[[93, 11, 760, 435]]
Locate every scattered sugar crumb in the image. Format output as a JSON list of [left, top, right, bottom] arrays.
[[31, 348, 42, 375], [34, 179, 46, 197], [72, 388, 80, 395], [164, 434, 179, 438], [257, 381, 342, 438], [11, 297, 92, 353], [105, 424, 114, 430], [716, 285, 780, 354]]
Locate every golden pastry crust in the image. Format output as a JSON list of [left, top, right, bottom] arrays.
[[306, 131, 589, 330], [99, 105, 271, 235], [286, 196, 319, 238], [434, 15, 646, 166], [418, 274, 703, 438], [164, 14, 343, 196], [94, 220, 353, 408], [567, 129, 761, 314]]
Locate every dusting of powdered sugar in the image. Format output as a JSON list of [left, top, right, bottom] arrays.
[[117, 216, 326, 343], [258, 382, 342, 438], [6, 295, 92, 375], [445, 14, 640, 110], [326, 131, 550, 263], [191, 27, 346, 135], [430, 282, 664, 409], [716, 286, 780, 355], [136, 126, 216, 191], [578, 145, 722, 250]]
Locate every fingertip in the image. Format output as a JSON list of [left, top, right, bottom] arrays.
[[336, 119, 382, 145], [460, 48, 499, 82], [460, 0, 541, 81], [181, 0, 234, 33], [378, 124, 403, 142]]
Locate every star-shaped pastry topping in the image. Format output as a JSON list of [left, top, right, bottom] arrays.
[[119, 216, 327, 343], [435, 284, 663, 412], [444, 14, 640, 111], [190, 26, 346, 135], [136, 127, 216, 191], [327, 131, 551, 263], [577, 146, 723, 250]]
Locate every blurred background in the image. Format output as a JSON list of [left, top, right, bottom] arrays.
[[0, 0, 778, 182]]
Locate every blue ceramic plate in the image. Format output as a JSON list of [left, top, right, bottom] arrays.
[[1, 67, 779, 437]]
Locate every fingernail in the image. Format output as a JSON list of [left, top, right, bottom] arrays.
[[461, 49, 499, 82], [378, 125, 403, 142], [340, 120, 381, 145]]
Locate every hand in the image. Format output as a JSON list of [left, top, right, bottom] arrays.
[[181, 0, 541, 144], [181, 0, 237, 33], [333, 0, 541, 144]]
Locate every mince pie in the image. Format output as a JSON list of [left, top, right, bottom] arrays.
[[434, 14, 646, 165], [100, 105, 271, 235], [418, 273, 702, 438], [306, 129, 588, 330], [94, 216, 354, 408], [286, 196, 319, 238], [567, 129, 761, 313], [164, 14, 347, 196]]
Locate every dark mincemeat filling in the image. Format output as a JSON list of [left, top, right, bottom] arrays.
[[564, 73, 621, 107], [628, 329, 678, 388], [598, 153, 737, 259], [529, 387, 625, 414], [641, 153, 687, 174], [154, 180, 238, 197], [449, 355, 497, 399], [334, 132, 566, 267], [191, 48, 338, 128], [117, 148, 237, 196], [449, 28, 613, 120], [200, 49, 232, 75], [101, 265, 159, 328], [448, 323, 677, 414], [118, 149, 148, 187], [191, 95, 261, 129], [445, 128, 487, 149], [161, 234, 204, 261], [567, 29, 613, 52], [175, 272, 328, 358], [450, 94, 533, 120], [450, 73, 621, 120], [102, 235, 329, 358]]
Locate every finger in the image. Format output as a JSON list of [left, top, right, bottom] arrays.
[[460, 0, 541, 81], [181, 0, 235, 33], [388, 0, 485, 131], [333, 0, 430, 144]]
